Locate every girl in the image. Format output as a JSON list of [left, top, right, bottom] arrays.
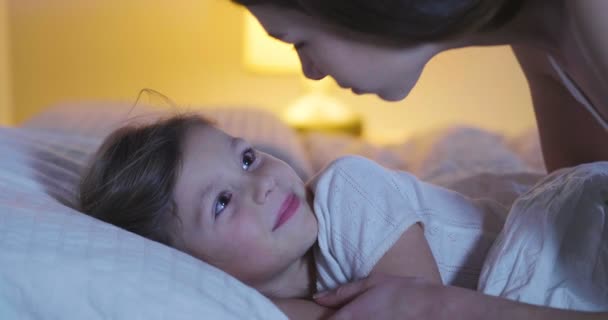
[[79, 113, 508, 319]]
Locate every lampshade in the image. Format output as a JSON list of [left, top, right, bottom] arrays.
[[242, 11, 301, 74]]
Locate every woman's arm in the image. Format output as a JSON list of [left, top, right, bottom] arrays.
[[314, 274, 608, 320], [370, 223, 442, 284], [513, 45, 608, 172], [520, 0, 608, 172], [509, 303, 607, 320], [272, 298, 334, 320]]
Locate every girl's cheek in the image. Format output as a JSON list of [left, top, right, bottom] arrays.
[[232, 216, 259, 239]]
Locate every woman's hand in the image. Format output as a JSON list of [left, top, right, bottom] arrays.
[[314, 274, 456, 320], [314, 273, 608, 320]]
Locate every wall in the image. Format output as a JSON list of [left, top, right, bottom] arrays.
[[0, 0, 11, 125], [8, 0, 535, 143]]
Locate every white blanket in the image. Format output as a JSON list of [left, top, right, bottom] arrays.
[[479, 162, 608, 311]]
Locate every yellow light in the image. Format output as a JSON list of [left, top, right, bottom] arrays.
[[241, 9, 361, 135], [242, 11, 301, 74]]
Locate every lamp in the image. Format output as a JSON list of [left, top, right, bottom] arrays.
[[243, 11, 362, 135]]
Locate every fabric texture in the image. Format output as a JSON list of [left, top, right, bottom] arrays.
[[479, 162, 608, 311], [311, 156, 509, 290]]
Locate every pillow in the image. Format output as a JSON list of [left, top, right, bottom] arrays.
[[405, 126, 539, 184], [507, 127, 546, 173], [301, 132, 412, 174], [22, 102, 314, 181], [0, 127, 287, 319], [302, 127, 543, 211]]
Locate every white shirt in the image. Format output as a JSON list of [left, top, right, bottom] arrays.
[[309, 156, 508, 292]]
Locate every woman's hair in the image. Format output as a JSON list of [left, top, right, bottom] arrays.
[[78, 114, 212, 246], [233, 0, 524, 41]]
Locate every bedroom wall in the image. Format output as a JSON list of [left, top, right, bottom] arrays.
[[8, 0, 535, 143], [0, 0, 12, 126]]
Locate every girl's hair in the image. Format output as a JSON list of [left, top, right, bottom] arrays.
[[233, 0, 524, 41], [78, 114, 212, 246]]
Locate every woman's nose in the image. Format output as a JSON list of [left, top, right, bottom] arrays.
[[296, 50, 326, 80], [254, 175, 276, 204]]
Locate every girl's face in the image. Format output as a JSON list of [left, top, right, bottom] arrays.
[[173, 124, 318, 288], [248, 4, 441, 101]]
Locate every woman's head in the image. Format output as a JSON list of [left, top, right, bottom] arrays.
[[79, 114, 318, 289], [233, 0, 523, 101], [233, 0, 522, 41]]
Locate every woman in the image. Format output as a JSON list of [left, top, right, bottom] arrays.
[[234, 0, 608, 173], [229, 0, 608, 319]]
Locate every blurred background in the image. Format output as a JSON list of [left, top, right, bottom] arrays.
[[0, 0, 536, 144]]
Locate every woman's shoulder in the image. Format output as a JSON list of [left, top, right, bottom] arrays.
[[562, 1, 608, 87], [565, 1, 608, 77], [567, 1, 608, 43], [515, 1, 608, 79]]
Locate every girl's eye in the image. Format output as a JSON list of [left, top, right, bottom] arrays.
[[241, 148, 257, 170], [213, 191, 232, 217]]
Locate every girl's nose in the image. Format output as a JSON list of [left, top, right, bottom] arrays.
[[254, 175, 276, 204]]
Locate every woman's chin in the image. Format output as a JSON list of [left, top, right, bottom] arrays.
[[378, 90, 408, 102]]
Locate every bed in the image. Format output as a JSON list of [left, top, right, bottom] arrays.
[[4, 101, 602, 319]]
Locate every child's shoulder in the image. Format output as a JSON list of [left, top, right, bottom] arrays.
[[307, 155, 407, 195], [319, 155, 384, 175], [307, 155, 383, 185]]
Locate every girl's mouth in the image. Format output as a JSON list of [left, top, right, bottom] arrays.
[[273, 193, 300, 231]]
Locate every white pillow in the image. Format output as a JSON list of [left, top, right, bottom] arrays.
[[22, 102, 314, 181], [0, 127, 287, 319], [507, 127, 546, 173], [405, 126, 538, 183], [301, 132, 411, 174]]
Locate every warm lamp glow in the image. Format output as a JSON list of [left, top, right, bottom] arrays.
[[0, 0, 12, 126], [242, 9, 361, 135], [243, 11, 300, 74], [282, 79, 362, 134]]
